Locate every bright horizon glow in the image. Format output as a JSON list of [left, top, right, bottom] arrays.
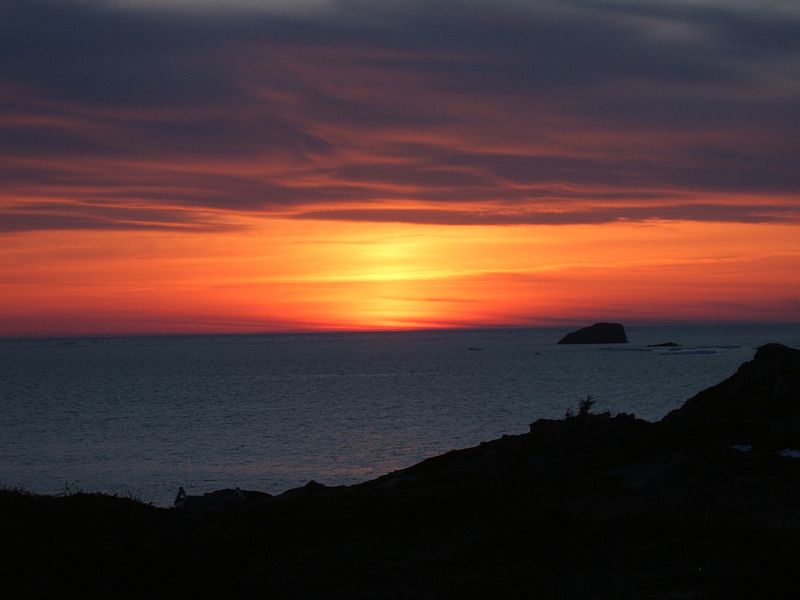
[[2, 214, 798, 337]]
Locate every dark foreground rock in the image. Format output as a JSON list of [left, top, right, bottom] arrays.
[[3, 344, 800, 599], [174, 486, 272, 513], [662, 343, 800, 449], [558, 322, 628, 344]]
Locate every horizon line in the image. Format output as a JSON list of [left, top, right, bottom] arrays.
[[3, 320, 800, 342]]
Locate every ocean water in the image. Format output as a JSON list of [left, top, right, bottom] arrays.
[[1, 324, 799, 505]]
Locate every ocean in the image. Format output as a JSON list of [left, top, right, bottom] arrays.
[[2, 324, 799, 505]]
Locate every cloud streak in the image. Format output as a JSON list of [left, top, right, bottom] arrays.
[[1, 0, 799, 230], [292, 203, 800, 226]]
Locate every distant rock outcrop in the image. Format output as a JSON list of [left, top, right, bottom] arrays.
[[557, 322, 628, 344], [647, 342, 680, 347]]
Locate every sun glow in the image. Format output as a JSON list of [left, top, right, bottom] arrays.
[[2, 213, 797, 336]]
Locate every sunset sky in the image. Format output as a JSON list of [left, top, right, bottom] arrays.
[[2, 0, 799, 336]]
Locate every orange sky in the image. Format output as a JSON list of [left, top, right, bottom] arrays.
[[2, 215, 798, 336], [2, 1, 799, 336]]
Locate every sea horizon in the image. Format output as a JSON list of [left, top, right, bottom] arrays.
[[4, 319, 800, 343], [4, 323, 800, 506]]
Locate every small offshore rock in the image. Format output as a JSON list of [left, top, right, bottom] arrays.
[[557, 322, 628, 344]]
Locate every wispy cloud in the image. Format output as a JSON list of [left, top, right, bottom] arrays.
[[292, 203, 799, 226], [1, 0, 799, 231]]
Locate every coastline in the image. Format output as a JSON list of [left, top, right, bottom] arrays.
[[3, 343, 800, 597]]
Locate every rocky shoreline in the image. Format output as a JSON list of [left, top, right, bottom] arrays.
[[3, 344, 800, 598]]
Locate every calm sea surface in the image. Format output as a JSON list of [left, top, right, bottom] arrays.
[[2, 325, 799, 505]]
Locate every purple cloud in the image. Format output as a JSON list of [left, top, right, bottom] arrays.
[[1, 0, 798, 231]]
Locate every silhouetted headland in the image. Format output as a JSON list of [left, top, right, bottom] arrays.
[[3, 344, 800, 598], [557, 322, 629, 344]]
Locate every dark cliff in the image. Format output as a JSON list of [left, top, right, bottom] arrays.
[[661, 343, 800, 448]]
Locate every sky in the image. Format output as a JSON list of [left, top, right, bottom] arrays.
[[1, 0, 799, 336]]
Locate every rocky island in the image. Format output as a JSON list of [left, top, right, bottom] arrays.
[[557, 322, 629, 344], [3, 344, 800, 598]]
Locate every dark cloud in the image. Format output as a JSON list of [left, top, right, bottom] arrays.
[[293, 203, 798, 226], [1, 0, 798, 231], [0, 202, 242, 233]]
